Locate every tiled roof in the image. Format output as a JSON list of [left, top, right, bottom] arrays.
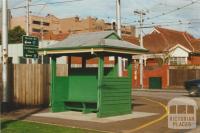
[[143, 27, 196, 53], [191, 39, 200, 52], [122, 27, 200, 53], [122, 35, 139, 45]]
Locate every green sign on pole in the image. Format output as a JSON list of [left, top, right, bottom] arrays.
[[23, 35, 39, 58]]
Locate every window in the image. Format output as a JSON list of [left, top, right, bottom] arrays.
[[32, 20, 41, 25], [32, 28, 41, 32], [43, 22, 50, 26], [170, 57, 187, 65], [43, 30, 49, 33]]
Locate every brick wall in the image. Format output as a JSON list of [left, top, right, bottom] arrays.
[[132, 62, 169, 89], [189, 56, 200, 65]]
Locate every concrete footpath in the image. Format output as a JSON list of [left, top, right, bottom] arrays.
[[32, 111, 158, 123]]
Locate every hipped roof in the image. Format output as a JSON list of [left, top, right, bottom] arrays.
[[123, 27, 200, 54], [39, 31, 147, 55]]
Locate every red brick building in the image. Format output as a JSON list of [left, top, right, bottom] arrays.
[[123, 27, 200, 89]]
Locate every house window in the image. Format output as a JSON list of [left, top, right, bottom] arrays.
[[170, 57, 187, 65]]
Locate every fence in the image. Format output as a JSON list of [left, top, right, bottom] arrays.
[[0, 64, 68, 107], [169, 66, 200, 88], [13, 64, 50, 106]]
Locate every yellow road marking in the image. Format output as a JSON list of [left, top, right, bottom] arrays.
[[122, 97, 169, 133]]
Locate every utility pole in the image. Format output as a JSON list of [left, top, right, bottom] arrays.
[[134, 10, 146, 89], [2, 0, 9, 111], [26, 0, 30, 36], [116, 0, 122, 77], [26, 0, 31, 64]]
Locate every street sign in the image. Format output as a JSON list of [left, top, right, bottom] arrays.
[[23, 35, 39, 58]]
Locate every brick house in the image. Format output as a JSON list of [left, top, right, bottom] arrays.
[[123, 27, 200, 89]]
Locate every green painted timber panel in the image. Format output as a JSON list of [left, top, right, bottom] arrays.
[[52, 77, 68, 112], [98, 77, 132, 117], [68, 75, 98, 102], [68, 68, 98, 102]]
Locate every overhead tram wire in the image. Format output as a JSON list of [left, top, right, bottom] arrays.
[[11, 0, 26, 9], [123, 18, 200, 26], [146, 0, 200, 20], [141, 20, 200, 26], [11, 0, 84, 10], [135, 21, 200, 29]]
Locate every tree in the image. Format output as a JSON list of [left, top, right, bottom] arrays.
[[8, 26, 26, 44]]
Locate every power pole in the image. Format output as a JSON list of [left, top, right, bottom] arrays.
[[2, 0, 9, 111], [26, 0, 31, 64], [26, 0, 30, 36], [116, 0, 122, 77], [134, 10, 146, 89]]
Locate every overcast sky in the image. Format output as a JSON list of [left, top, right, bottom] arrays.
[[2, 0, 200, 38]]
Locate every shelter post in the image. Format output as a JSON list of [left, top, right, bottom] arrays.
[[97, 54, 104, 115], [51, 56, 56, 111]]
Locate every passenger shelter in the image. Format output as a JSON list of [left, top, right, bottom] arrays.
[[38, 31, 147, 117]]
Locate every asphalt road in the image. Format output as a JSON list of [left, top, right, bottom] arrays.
[[132, 90, 200, 133]]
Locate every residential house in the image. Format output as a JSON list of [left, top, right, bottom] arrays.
[[123, 27, 200, 89]]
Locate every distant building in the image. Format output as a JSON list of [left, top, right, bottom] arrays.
[[11, 14, 61, 35], [0, 9, 12, 31], [11, 14, 136, 40]]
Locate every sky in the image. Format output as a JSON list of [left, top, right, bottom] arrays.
[[2, 0, 200, 38]]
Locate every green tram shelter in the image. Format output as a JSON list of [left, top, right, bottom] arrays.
[[38, 31, 147, 117]]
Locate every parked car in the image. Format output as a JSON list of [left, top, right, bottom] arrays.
[[184, 79, 200, 97]]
